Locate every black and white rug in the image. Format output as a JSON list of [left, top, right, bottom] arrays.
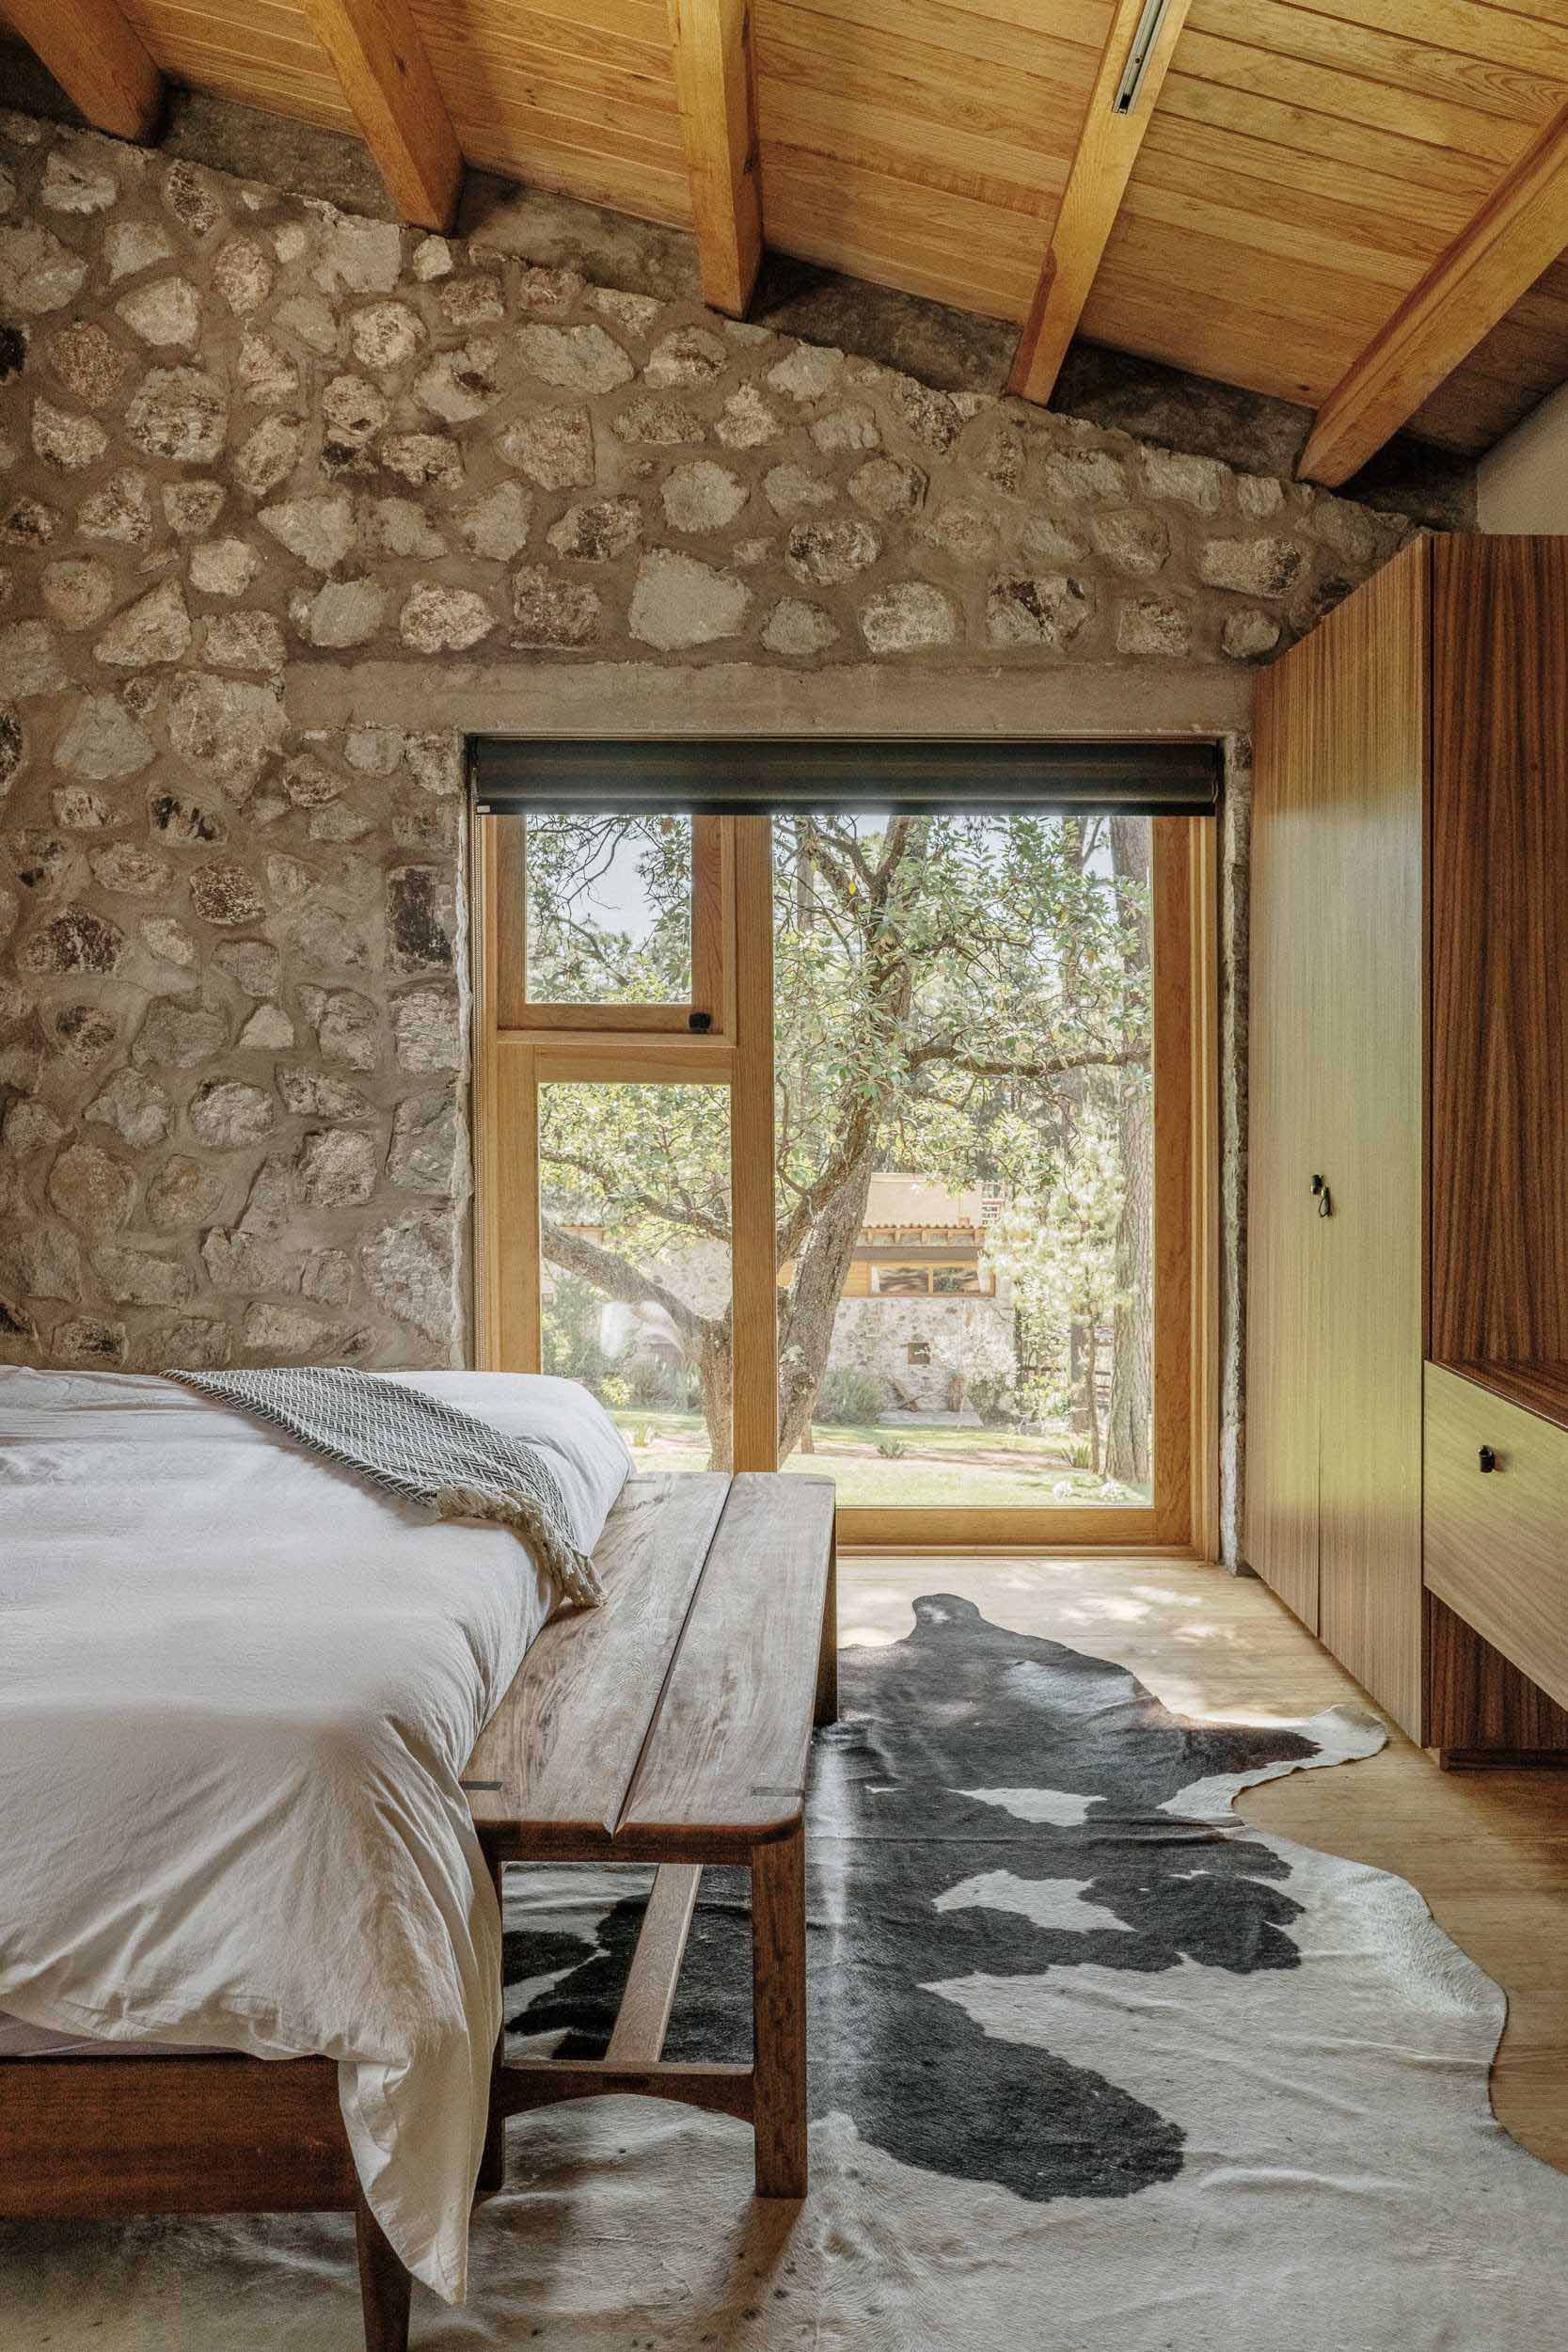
[[7, 1594, 1566, 2346]]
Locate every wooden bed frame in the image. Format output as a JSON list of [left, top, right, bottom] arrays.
[[0, 1472, 837, 2351]]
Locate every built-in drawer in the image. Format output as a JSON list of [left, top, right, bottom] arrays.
[[1424, 1362, 1568, 1716]]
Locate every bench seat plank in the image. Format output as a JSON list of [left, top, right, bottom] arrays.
[[619, 1475, 836, 1846], [464, 1473, 730, 1844]]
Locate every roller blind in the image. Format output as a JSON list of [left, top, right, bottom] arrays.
[[470, 736, 1220, 817]]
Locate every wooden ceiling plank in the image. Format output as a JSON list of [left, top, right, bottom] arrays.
[[1175, 25, 1531, 166], [297, 0, 462, 230], [1008, 0, 1195, 405], [1135, 107, 1481, 238], [1191, 0, 1568, 129], [763, 138, 1050, 266], [1159, 67, 1505, 199], [762, 193, 1030, 320], [1299, 93, 1568, 483], [762, 61, 1076, 201], [416, 41, 686, 151], [132, 3, 342, 79], [6, 0, 164, 138], [758, 21, 1089, 166], [666, 0, 762, 316], [456, 129, 692, 225], [763, 0, 1101, 101], [1131, 134, 1453, 275], [1279, 0, 1568, 87]]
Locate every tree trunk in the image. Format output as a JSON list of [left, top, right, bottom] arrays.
[[1083, 1314, 1101, 1476], [1106, 817, 1153, 1487], [695, 1320, 734, 1473], [776, 1153, 879, 1462]]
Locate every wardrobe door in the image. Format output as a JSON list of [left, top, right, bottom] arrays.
[[1246, 639, 1332, 1630], [1314, 546, 1429, 1741]]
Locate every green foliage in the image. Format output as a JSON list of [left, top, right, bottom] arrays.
[[530, 812, 1154, 1453], [815, 1363, 886, 1426], [540, 1270, 611, 1387], [966, 1372, 1019, 1427], [876, 1436, 909, 1459], [627, 1356, 677, 1407]]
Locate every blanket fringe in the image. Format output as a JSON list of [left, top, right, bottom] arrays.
[[434, 1484, 605, 1610]]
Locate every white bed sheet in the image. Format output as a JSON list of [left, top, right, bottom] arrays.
[[0, 1366, 631, 2301]]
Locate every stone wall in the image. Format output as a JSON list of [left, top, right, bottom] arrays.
[[0, 113, 1417, 1385]]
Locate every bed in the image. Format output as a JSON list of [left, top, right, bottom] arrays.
[[0, 1366, 632, 2306], [0, 1366, 837, 2349]]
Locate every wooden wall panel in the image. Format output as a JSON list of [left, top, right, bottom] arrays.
[[1312, 547, 1428, 1746], [1245, 640, 1329, 1632], [1429, 537, 1568, 1382]]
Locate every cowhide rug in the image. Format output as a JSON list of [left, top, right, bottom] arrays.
[[6, 1594, 1564, 2348]]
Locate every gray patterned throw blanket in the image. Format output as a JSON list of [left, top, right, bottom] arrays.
[[166, 1364, 604, 1609]]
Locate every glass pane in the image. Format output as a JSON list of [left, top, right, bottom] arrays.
[[525, 814, 692, 1005], [773, 812, 1154, 1511], [538, 1081, 731, 1472]]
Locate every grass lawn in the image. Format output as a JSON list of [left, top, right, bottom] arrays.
[[606, 1408, 1149, 1509]]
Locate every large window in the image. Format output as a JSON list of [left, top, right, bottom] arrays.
[[476, 762, 1212, 1550]]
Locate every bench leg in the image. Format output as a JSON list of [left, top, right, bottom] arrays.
[[751, 1823, 807, 2199], [814, 1528, 838, 1730], [354, 2181, 412, 2352]]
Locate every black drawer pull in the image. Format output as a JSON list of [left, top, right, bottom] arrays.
[[1478, 1445, 1497, 1474]]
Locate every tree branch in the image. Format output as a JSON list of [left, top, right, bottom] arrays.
[[539, 1217, 712, 1344], [906, 1040, 1146, 1080]]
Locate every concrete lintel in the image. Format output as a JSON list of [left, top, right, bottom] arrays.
[[287, 659, 1256, 742]]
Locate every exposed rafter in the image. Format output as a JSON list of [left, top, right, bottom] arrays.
[[1299, 96, 1568, 486], [4, 0, 163, 143], [1007, 0, 1192, 408], [297, 0, 462, 232], [667, 0, 763, 318]]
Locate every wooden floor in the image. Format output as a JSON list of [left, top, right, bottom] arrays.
[[842, 1549, 1568, 2173]]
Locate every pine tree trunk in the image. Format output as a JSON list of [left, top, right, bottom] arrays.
[[1106, 818, 1153, 1487]]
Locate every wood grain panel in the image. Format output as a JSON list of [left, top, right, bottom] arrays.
[[1425, 1587, 1568, 1759], [669, 0, 763, 316], [1008, 0, 1193, 405], [1313, 545, 1428, 1746], [299, 0, 460, 229], [1300, 97, 1568, 483], [6, 0, 163, 136], [730, 818, 778, 1473], [1425, 1363, 1568, 1720], [620, 1473, 835, 1841], [0, 2056, 351, 2217], [465, 1473, 731, 1841], [1246, 598, 1331, 1631], [1429, 537, 1568, 1377]]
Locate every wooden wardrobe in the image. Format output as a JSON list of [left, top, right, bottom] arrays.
[[1247, 534, 1568, 1757]]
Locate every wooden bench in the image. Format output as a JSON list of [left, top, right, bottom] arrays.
[[1, 1470, 837, 2352], [465, 1471, 837, 2193]]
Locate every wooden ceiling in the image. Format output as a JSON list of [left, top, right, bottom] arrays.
[[7, 0, 1568, 483]]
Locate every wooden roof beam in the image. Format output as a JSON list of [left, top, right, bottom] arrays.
[[1300, 97, 1568, 486], [1008, 0, 1192, 407], [668, 0, 763, 318], [298, 0, 462, 232], [4, 0, 163, 143]]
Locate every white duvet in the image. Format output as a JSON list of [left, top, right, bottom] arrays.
[[0, 1366, 632, 2301]]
